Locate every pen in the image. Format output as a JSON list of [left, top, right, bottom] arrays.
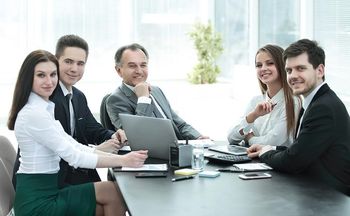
[[216, 168, 244, 173], [171, 175, 194, 182]]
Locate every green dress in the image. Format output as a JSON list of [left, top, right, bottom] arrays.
[[14, 173, 96, 216]]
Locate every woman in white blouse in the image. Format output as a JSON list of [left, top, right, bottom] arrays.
[[8, 50, 148, 216], [228, 44, 301, 147]]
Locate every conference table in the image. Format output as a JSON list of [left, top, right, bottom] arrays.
[[109, 146, 350, 216]]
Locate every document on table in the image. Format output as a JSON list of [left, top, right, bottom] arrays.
[[178, 139, 215, 148], [233, 163, 273, 171], [117, 164, 168, 172]]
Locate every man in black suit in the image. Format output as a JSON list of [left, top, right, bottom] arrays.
[[13, 35, 126, 188], [247, 39, 350, 195]]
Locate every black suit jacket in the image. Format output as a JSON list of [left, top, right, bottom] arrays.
[[13, 85, 114, 188], [52, 85, 114, 187], [260, 84, 350, 194]]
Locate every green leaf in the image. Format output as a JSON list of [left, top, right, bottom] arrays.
[[188, 20, 223, 84]]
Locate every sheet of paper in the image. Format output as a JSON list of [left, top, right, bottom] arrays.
[[121, 164, 168, 171], [178, 139, 215, 148], [233, 163, 273, 171]]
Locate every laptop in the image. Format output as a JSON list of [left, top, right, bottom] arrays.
[[119, 114, 178, 160], [209, 144, 248, 156]]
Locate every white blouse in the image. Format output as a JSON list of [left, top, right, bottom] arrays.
[[15, 92, 98, 174], [227, 89, 300, 147]]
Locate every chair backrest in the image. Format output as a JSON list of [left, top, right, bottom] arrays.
[[0, 136, 16, 177], [100, 93, 115, 130], [0, 160, 15, 216]]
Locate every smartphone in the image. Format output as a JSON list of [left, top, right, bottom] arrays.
[[135, 172, 167, 178], [238, 172, 272, 180]]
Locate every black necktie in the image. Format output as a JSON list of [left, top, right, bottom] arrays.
[[295, 107, 304, 139], [65, 93, 72, 135]]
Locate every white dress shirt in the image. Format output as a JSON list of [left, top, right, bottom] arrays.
[[228, 89, 300, 146], [15, 92, 98, 174]]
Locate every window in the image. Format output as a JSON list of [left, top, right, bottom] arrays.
[[1, 0, 349, 131], [259, 0, 300, 48], [133, 0, 203, 80], [314, 0, 350, 111], [215, 0, 250, 79]]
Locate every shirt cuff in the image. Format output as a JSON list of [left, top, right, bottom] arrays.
[[259, 145, 276, 157], [87, 144, 96, 150], [240, 117, 252, 135], [137, 96, 151, 104]]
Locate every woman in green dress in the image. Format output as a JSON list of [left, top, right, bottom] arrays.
[[8, 50, 148, 216]]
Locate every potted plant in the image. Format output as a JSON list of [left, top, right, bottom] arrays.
[[188, 21, 223, 84]]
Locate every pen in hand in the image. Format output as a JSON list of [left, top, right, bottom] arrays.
[[171, 175, 195, 182]]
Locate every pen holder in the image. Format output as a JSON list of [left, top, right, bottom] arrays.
[[170, 144, 193, 168]]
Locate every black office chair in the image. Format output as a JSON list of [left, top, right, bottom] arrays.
[[100, 93, 115, 131]]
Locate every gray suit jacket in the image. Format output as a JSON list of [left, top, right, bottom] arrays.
[[106, 83, 201, 140]]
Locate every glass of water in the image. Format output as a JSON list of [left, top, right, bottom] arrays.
[[192, 143, 205, 170]]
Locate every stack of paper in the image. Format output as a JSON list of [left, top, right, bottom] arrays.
[[115, 164, 168, 172]]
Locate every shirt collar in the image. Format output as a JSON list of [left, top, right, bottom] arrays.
[[59, 81, 73, 97], [302, 82, 326, 110], [265, 88, 284, 104], [28, 92, 55, 117], [124, 82, 135, 91]]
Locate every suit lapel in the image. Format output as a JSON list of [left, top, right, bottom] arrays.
[[120, 84, 183, 139], [50, 86, 71, 134], [57, 86, 70, 117], [304, 84, 330, 118], [309, 84, 330, 105], [151, 88, 172, 120], [120, 83, 138, 105], [299, 84, 330, 132], [151, 88, 183, 139]]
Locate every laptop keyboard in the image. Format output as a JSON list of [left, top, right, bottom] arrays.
[[206, 154, 251, 164]]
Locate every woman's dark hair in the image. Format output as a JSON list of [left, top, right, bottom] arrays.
[[8, 50, 59, 130], [255, 44, 298, 136]]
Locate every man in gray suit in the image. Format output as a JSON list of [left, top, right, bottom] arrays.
[[106, 43, 208, 140]]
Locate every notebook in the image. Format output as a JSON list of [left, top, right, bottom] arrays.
[[209, 144, 248, 156], [119, 114, 178, 160]]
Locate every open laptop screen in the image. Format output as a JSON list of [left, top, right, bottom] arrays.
[[119, 114, 177, 160]]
